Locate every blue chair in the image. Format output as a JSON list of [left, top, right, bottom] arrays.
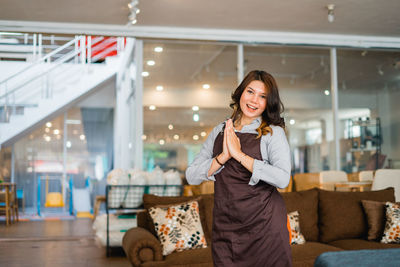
[[16, 189, 24, 213], [314, 249, 400, 267]]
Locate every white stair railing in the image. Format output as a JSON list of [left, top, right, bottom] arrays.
[[0, 35, 125, 123]]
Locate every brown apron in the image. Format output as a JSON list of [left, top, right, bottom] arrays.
[[212, 131, 292, 267]]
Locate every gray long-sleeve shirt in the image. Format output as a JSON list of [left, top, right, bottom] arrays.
[[185, 117, 291, 189]]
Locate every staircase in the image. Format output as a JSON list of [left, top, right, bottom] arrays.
[[0, 35, 128, 148]]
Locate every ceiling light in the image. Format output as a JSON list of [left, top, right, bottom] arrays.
[[53, 129, 60, 135], [192, 106, 199, 111], [80, 134, 85, 140], [289, 119, 296, 125], [66, 141, 72, 148], [45, 128, 50, 133], [202, 84, 210, 89], [193, 114, 200, 122], [46, 122, 52, 128], [156, 85, 164, 91], [281, 56, 286, 65], [147, 60, 155, 66], [200, 131, 207, 137], [173, 134, 179, 140], [159, 139, 165, 145], [193, 135, 199, 141], [149, 105, 156, 110], [154, 46, 163, 53], [378, 66, 384, 76], [66, 119, 81, 125], [326, 4, 335, 23], [44, 135, 51, 142], [324, 89, 330, 96], [168, 124, 174, 130], [142, 134, 147, 140], [142, 71, 149, 77], [128, 0, 140, 25]]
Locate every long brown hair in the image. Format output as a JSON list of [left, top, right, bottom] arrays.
[[230, 70, 285, 138]]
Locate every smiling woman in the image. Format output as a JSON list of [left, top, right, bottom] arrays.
[[186, 70, 292, 266]]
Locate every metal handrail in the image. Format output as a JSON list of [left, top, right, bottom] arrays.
[[0, 37, 80, 84], [0, 49, 80, 100]]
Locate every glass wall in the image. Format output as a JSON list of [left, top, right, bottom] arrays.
[[8, 105, 114, 211], [142, 41, 236, 174], [337, 49, 400, 173], [244, 45, 334, 173]]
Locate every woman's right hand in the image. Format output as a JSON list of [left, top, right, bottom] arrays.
[[218, 121, 231, 164]]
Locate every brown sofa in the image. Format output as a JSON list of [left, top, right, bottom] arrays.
[[122, 187, 400, 267]]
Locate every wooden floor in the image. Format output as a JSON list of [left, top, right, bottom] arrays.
[[0, 219, 131, 267]]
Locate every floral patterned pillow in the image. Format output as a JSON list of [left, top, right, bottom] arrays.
[[149, 200, 207, 256], [288, 211, 306, 245], [381, 202, 400, 244]]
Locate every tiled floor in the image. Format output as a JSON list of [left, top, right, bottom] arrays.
[[0, 219, 130, 267]]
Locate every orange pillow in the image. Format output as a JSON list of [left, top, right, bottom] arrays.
[[287, 214, 292, 244]]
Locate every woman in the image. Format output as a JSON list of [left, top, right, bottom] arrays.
[[186, 70, 292, 267]]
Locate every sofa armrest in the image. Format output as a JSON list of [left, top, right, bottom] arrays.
[[122, 227, 163, 267]]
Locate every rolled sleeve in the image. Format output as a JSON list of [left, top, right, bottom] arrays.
[[249, 126, 291, 189], [185, 124, 223, 185]]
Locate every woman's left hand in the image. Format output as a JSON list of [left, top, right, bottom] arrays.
[[226, 119, 242, 159]]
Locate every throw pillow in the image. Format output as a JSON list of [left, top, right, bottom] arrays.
[[149, 200, 207, 256], [288, 211, 306, 245], [381, 202, 400, 244], [361, 200, 387, 241]]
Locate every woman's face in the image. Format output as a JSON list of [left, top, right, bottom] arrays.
[[239, 80, 268, 122]]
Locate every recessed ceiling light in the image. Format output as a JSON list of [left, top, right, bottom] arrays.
[[173, 134, 179, 140], [193, 114, 200, 122], [289, 119, 296, 125], [80, 134, 85, 140], [200, 131, 207, 137], [156, 85, 164, 91], [193, 135, 199, 141], [168, 124, 174, 130], [149, 105, 156, 110], [202, 84, 210, 89], [154, 47, 163, 52], [53, 129, 60, 135], [44, 135, 51, 142], [147, 60, 155, 66], [46, 122, 52, 128], [159, 139, 165, 145], [324, 90, 330, 96], [142, 71, 149, 77], [66, 141, 72, 148], [192, 106, 199, 111], [142, 134, 147, 140]]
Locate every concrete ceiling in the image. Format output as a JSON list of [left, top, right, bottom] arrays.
[[1, 0, 400, 37]]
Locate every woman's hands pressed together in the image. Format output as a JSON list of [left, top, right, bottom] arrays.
[[225, 119, 243, 161]]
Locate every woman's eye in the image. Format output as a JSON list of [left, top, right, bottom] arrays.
[[260, 95, 266, 99], [247, 89, 253, 94]]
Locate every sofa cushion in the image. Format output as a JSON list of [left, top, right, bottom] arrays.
[[281, 188, 319, 242], [142, 194, 214, 244], [381, 202, 400, 244], [361, 200, 387, 241], [149, 200, 208, 256], [291, 242, 343, 267], [329, 238, 400, 250], [288, 211, 306, 245], [318, 187, 395, 243]]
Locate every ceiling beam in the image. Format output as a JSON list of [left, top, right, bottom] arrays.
[[1, 20, 400, 49]]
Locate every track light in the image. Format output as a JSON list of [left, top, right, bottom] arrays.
[[326, 4, 335, 23], [128, 0, 140, 25]]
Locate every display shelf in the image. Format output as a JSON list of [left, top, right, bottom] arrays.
[[105, 184, 183, 256], [346, 117, 381, 172]]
